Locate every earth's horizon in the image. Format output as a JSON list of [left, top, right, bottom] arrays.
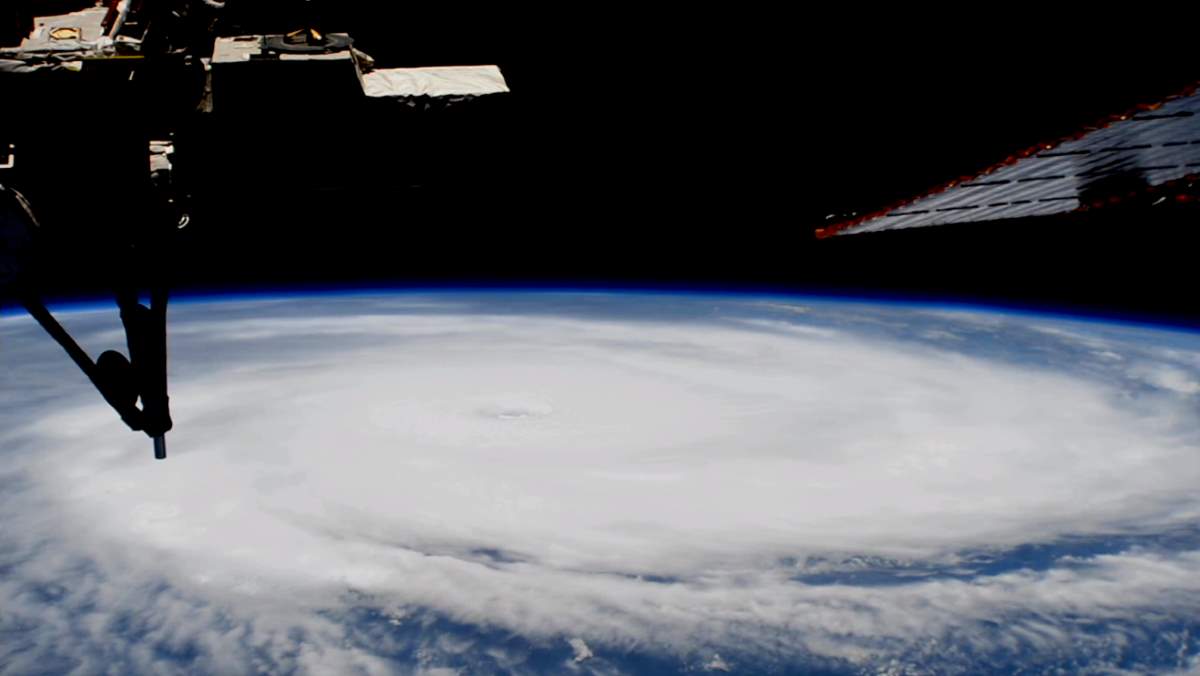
[[2, 290, 1198, 674]]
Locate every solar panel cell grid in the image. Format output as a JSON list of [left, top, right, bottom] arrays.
[[824, 83, 1200, 236]]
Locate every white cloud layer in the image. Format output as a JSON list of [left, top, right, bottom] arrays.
[[1, 294, 1198, 674]]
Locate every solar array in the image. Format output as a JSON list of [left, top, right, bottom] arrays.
[[818, 84, 1200, 237]]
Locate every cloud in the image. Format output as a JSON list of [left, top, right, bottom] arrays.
[[568, 638, 594, 663], [1, 294, 1199, 673], [1131, 362, 1200, 395]]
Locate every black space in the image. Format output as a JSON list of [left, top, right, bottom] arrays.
[[5, 4, 1200, 326]]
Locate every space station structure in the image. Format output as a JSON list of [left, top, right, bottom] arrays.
[[197, 31, 510, 195], [817, 83, 1200, 238], [0, 0, 511, 458]]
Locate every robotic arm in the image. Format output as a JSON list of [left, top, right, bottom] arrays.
[[2, 184, 173, 459]]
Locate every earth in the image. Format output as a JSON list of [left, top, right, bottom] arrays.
[[1, 290, 1198, 675]]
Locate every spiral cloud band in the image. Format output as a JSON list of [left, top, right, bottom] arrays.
[[2, 293, 1198, 674]]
